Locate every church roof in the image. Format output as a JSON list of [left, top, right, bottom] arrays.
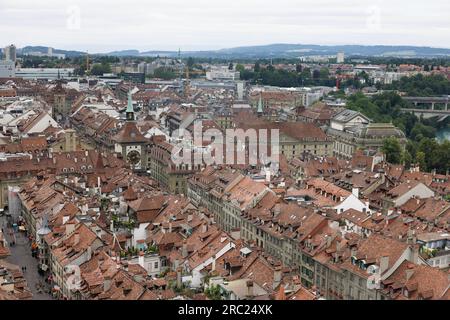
[[112, 122, 148, 144]]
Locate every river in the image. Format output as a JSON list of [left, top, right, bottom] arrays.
[[436, 127, 450, 142]]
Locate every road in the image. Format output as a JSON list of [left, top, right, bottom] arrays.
[[1, 215, 52, 300]]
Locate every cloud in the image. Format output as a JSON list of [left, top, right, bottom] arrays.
[[0, 0, 449, 51]]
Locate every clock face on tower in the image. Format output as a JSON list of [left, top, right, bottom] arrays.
[[127, 150, 141, 165]]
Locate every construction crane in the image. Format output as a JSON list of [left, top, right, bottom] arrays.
[[85, 51, 90, 76], [184, 66, 190, 98]]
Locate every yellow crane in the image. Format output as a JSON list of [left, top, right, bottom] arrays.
[[85, 51, 90, 75]]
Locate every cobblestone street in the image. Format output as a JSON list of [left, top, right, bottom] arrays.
[[1, 216, 52, 300]]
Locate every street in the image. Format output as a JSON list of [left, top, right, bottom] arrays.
[[1, 215, 52, 300]]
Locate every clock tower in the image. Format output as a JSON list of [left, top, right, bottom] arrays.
[[113, 91, 148, 172]]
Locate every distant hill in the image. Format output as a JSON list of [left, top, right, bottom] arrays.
[[18, 43, 450, 59], [20, 46, 86, 57], [100, 44, 450, 59], [183, 44, 450, 59], [104, 49, 140, 57]]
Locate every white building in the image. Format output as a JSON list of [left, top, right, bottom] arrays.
[[330, 109, 371, 131], [127, 253, 163, 277], [3, 45, 16, 62], [0, 61, 15, 78], [15, 68, 74, 80], [206, 66, 240, 81], [336, 52, 345, 63]]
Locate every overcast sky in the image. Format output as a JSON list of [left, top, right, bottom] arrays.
[[1, 0, 449, 52]]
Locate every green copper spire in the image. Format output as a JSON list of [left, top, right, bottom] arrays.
[[126, 91, 134, 121], [257, 93, 263, 113]]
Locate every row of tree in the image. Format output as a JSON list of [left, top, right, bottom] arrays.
[[382, 137, 450, 174], [382, 74, 450, 96], [235, 62, 336, 87]]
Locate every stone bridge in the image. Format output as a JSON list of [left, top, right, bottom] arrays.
[[401, 96, 450, 121]]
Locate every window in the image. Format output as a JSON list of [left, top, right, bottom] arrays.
[[154, 261, 159, 269], [359, 278, 365, 287]]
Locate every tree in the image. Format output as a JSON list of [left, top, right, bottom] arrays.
[[254, 61, 261, 73], [228, 62, 233, 70], [204, 285, 222, 300], [187, 57, 195, 69], [402, 150, 413, 169], [312, 69, 321, 80], [382, 137, 403, 164], [90, 63, 111, 76], [416, 151, 427, 172], [152, 67, 177, 80]]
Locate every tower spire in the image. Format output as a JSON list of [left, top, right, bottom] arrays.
[[257, 93, 263, 114], [126, 90, 135, 121]]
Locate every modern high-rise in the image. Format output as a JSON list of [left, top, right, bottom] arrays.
[[336, 52, 345, 63], [4, 44, 16, 62], [0, 60, 15, 77]]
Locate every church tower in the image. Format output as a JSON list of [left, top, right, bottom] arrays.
[[112, 91, 148, 172], [126, 91, 135, 121], [53, 80, 67, 121], [257, 93, 264, 116]]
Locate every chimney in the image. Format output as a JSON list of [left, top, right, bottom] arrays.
[[87, 246, 92, 261], [336, 240, 342, 252], [405, 266, 414, 281], [182, 240, 188, 258], [202, 223, 208, 233], [211, 255, 216, 271], [168, 222, 172, 233], [379, 256, 389, 275], [326, 235, 332, 248], [352, 187, 359, 198], [138, 251, 145, 269], [176, 267, 182, 289], [410, 245, 419, 263], [273, 266, 282, 288], [103, 278, 111, 291], [73, 233, 80, 246], [246, 280, 254, 297], [273, 204, 281, 217], [265, 170, 271, 182]]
